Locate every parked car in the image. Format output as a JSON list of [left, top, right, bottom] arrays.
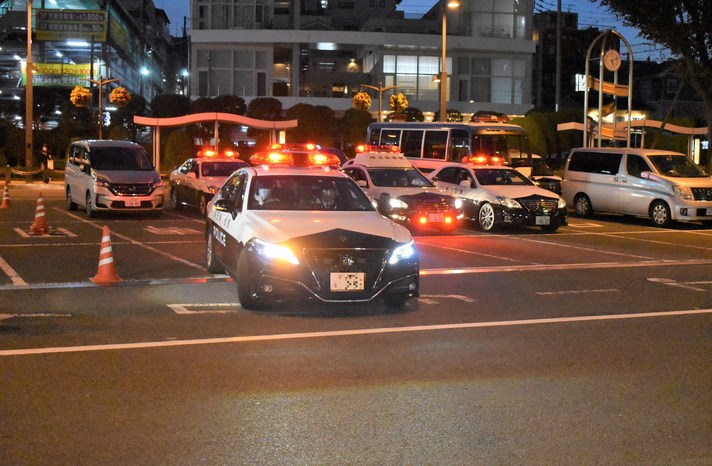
[[64, 139, 164, 217], [428, 162, 567, 232], [562, 147, 712, 227]]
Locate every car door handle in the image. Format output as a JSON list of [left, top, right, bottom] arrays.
[[614, 176, 627, 183]]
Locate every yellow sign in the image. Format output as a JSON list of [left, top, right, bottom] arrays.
[[22, 63, 92, 87], [36, 9, 107, 42]]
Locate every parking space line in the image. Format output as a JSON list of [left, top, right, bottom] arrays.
[[0, 255, 27, 286], [2, 308, 711, 357]]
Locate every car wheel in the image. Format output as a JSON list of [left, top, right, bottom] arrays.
[[66, 187, 77, 211], [85, 192, 95, 218], [198, 194, 208, 217], [170, 185, 179, 209], [541, 223, 559, 232], [205, 231, 224, 274], [478, 203, 496, 232], [236, 250, 262, 310], [574, 194, 594, 217], [384, 293, 408, 308], [650, 200, 672, 227]]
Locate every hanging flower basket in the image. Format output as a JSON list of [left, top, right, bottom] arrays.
[[389, 93, 408, 114], [109, 87, 132, 107], [352, 91, 372, 111], [70, 85, 91, 108]]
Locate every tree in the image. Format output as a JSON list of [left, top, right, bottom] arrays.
[[286, 103, 336, 145], [246, 97, 283, 148], [151, 94, 191, 118], [598, 0, 712, 170]]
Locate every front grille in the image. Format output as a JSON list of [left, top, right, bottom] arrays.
[[399, 193, 454, 212], [517, 195, 558, 213], [109, 183, 153, 196], [303, 248, 388, 298], [692, 187, 712, 201]]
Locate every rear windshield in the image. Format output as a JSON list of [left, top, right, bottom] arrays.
[[648, 154, 708, 178], [90, 147, 153, 171]]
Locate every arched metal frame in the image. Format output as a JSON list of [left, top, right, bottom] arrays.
[[583, 29, 634, 148]]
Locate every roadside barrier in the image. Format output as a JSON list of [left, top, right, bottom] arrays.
[[0, 183, 9, 209], [28, 191, 50, 235], [91, 225, 123, 284]]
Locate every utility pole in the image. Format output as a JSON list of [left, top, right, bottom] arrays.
[[25, 0, 33, 168]]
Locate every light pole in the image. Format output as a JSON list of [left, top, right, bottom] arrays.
[[87, 76, 120, 139], [360, 83, 398, 122], [25, 0, 33, 168], [439, 0, 460, 122]]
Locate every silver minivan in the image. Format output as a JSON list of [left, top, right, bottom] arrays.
[[562, 147, 712, 227], [64, 140, 164, 217]]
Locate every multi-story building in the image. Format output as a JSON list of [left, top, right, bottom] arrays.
[[190, 0, 537, 120], [0, 0, 174, 123]]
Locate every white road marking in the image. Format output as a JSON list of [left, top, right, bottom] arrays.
[[567, 222, 605, 228], [2, 308, 711, 357], [536, 288, 619, 296], [419, 294, 476, 302], [13, 227, 76, 238], [0, 255, 26, 286], [0, 312, 71, 320], [144, 226, 202, 235], [168, 303, 240, 314], [647, 277, 712, 292]]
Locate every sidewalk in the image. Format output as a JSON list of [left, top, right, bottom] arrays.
[[3, 179, 65, 199]]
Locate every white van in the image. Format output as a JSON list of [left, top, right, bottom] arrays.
[[64, 140, 164, 217], [561, 147, 712, 227]]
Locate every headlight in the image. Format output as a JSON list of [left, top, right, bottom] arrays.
[[93, 175, 110, 188], [151, 176, 163, 189], [388, 240, 416, 265], [208, 185, 219, 194], [557, 197, 567, 209], [454, 198, 463, 209], [254, 239, 299, 265], [495, 195, 522, 209], [389, 198, 409, 209], [672, 185, 693, 200]]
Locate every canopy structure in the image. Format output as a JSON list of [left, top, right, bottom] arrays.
[[133, 112, 299, 173]]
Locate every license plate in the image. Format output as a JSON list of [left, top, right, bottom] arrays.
[[706, 208, 712, 216], [428, 213, 444, 222], [125, 199, 141, 207], [330, 272, 365, 292], [535, 215, 551, 225]]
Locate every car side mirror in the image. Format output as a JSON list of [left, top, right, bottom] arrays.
[[640, 171, 651, 180], [459, 180, 471, 188], [213, 199, 236, 213], [377, 192, 391, 214], [356, 180, 367, 188], [187, 172, 197, 180]]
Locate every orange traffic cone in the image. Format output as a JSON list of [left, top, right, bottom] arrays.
[[28, 191, 50, 235], [0, 184, 9, 209], [91, 226, 122, 284]]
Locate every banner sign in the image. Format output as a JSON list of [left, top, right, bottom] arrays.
[[36, 9, 107, 42], [22, 63, 91, 87]]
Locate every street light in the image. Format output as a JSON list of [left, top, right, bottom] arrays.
[[439, 0, 460, 122], [360, 82, 398, 122], [87, 76, 120, 139]]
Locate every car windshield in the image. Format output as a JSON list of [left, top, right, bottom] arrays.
[[201, 161, 247, 177], [248, 175, 376, 211], [475, 168, 533, 186], [648, 154, 708, 178], [90, 147, 153, 171], [367, 168, 433, 188]]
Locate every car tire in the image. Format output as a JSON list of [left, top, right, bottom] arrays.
[[384, 293, 408, 308], [541, 223, 559, 232], [205, 231, 224, 274], [650, 200, 672, 228], [66, 187, 77, 211], [85, 192, 95, 218], [236, 250, 262, 310], [170, 185, 179, 209], [478, 203, 496, 232], [574, 194, 594, 217]]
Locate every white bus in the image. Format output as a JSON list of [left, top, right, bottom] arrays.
[[366, 120, 532, 173]]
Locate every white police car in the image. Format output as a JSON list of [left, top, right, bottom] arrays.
[[428, 162, 567, 232], [205, 148, 420, 310], [169, 148, 248, 216], [342, 146, 462, 233]]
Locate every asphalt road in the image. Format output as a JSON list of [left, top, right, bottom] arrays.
[[1, 182, 711, 465]]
